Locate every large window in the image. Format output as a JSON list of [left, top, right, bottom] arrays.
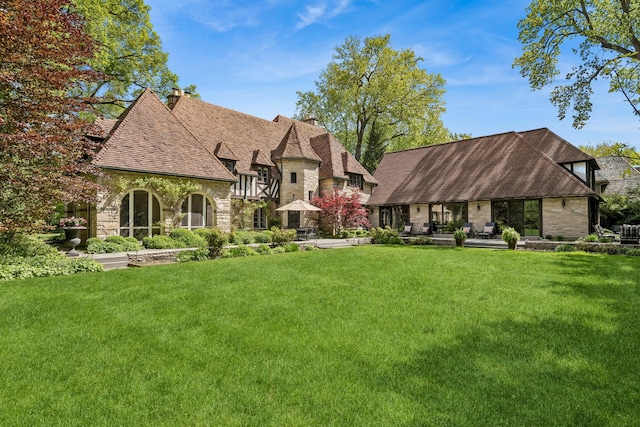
[[348, 173, 363, 189], [181, 194, 214, 229], [257, 166, 269, 183], [120, 190, 161, 239], [254, 207, 266, 229], [493, 199, 541, 237]]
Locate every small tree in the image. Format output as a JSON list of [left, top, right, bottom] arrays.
[[311, 190, 370, 235]]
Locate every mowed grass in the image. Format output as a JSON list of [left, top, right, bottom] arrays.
[[1, 246, 639, 426]]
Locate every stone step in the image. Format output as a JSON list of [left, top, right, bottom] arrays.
[[89, 253, 130, 270]]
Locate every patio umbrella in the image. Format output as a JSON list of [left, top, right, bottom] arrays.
[[276, 199, 321, 212]]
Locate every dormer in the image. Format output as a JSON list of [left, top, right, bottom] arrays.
[[214, 142, 239, 174], [252, 149, 275, 183]]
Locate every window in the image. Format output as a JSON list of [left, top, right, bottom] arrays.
[[257, 166, 269, 183], [223, 160, 235, 174], [492, 199, 541, 237], [348, 173, 363, 189], [181, 194, 214, 229], [253, 207, 266, 229], [119, 190, 161, 239], [308, 191, 314, 201], [563, 162, 588, 183], [290, 172, 297, 184]]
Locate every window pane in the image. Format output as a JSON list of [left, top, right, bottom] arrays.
[[152, 195, 160, 224], [573, 162, 587, 181], [120, 194, 130, 228], [206, 199, 214, 227], [133, 190, 149, 227], [192, 194, 204, 227], [181, 198, 189, 226], [524, 200, 540, 236], [509, 200, 525, 235]]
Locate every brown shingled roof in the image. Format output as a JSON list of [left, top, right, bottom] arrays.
[[93, 88, 236, 182], [519, 128, 596, 165], [214, 142, 238, 161], [310, 133, 378, 184], [272, 123, 322, 162], [369, 130, 595, 206]]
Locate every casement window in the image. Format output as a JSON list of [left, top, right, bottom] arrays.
[[257, 166, 269, 183], [348, 173, 363, 189], [181, 194, 215, 229], [290, 172, 297, 184], [223, 160, 235, 174], [119, 190, 161, 239], [253, 207, 266, 229]]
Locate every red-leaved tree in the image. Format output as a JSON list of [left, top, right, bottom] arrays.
[[311, 189, 370, 235], [0, 0, 102, 233]]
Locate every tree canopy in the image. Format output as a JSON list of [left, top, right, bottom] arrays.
[[514, 0, 640, 128], [579, 142, 640, 164], [295, 35, 449, 168], [0, 0, 102, 233], [72, 0, 195, 117]]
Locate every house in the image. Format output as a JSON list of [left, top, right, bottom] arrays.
[[595, 156, 640, 196], [75, 88, 376, 239], [367, 128, 600, 240]]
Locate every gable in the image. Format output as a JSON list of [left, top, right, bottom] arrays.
[[93, 89, 235, 182]]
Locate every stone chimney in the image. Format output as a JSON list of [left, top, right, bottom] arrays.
[[302, 115, 319, 126], [167, 87, 184, 109]]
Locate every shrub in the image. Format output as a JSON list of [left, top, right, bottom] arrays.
[[223, 246, 259, 257], [169, 228, 206, 248], [284, 243, 299, 252], [304, 244, 318, 251], [582, 234, 599, 242], [0, 234, 103, 281], [271, 227, 297, 246], [271, 246, 287, 254], [142, 235, 183, 249], [177, 248, 210, 262], [340, 230, 350, 238], [87, 237, 140, 254], [408, 236, 433, 245], [254, 231, 273, 243], [255, 244, 272, 255], [370, 227, 401, 244], [555, 244, 576, 252], [194, 227, 228, 258]]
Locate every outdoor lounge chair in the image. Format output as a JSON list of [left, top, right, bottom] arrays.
[[462, 222, 474, 238], [594, 224, 616, 241], [477, 222, 497, 239], [401, 223, 413, 237]]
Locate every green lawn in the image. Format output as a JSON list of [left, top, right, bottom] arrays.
[[1, 246, 639, 426]]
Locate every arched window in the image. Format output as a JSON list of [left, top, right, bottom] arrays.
[[181, 194, 215, 229], [120, 190, 161, 239]]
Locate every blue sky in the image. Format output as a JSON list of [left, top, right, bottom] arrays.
[[145, 0, 639, 150]]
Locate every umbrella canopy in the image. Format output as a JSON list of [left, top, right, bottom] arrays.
[[276, 199, 322, 212]]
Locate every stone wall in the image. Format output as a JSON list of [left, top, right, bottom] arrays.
[[541, 196, 590, 240], [94, 172, 233, 238], [279, 159, 320, 205]]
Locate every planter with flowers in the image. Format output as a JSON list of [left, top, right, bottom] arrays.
[[453, 228, 467, 247], [501, 227, 521, 250]]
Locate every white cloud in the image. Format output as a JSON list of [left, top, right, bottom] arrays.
[[295, 0, 352, 29]]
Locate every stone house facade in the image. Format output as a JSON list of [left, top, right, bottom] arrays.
[[79, 88, 376, 239], [368, 128, 600, 240]]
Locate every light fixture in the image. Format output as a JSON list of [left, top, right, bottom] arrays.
[[476, 203, 481, 211], [417, 206, 421, 212], [561, 199, 566, 208]]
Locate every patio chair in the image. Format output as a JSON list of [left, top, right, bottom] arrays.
[[401, 223, 413, 237], [594, 224, 616, 241], [462, 222, 474, 238], [419, 223, 432, 236], [477, 222, 497, 239]]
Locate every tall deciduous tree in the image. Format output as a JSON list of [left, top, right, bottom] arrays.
[[311, 190, 370, 235], [296, 34, 449, 162], [0, 0, 102, 233], [514, 0, 640, 128], [72, 0, 195, 117], [579, 142, 640, 165]]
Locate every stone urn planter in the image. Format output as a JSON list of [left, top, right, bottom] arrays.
[[62, 226, 87, 257]]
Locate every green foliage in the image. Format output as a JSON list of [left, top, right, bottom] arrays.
[[555, 244, 576, 253], [255, 244, 273, 255], [270, 227, 297, 246], [87, 236, 141, 253], [177, 248, 210, 263], [0, 234, 103, 281], [453, 229, 468, 241], [599, 189, 640, 228], [221, 246, 259, 258], [582, 234, 600, 243], [295, 34, 449, 161], [125, 177, 200, 232], [514, 0, 640, 127], [370, 226, 400, 244], [231, 200, 268, 230], [169, 229, 206, 248], [72, 0, 197, 117], [142, 235, 182, 250], [230, 230, 255, 245], [194, 227, 228, 258], [254, 231, 273, 244], [283, 243, 299, 252], [407, 236, 433, 245], [501, 227, 521, 243], [271, 246, 287, 254], [578, 143, 640, 165]]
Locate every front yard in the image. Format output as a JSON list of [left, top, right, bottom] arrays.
[[1, 246, 638, 425]]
